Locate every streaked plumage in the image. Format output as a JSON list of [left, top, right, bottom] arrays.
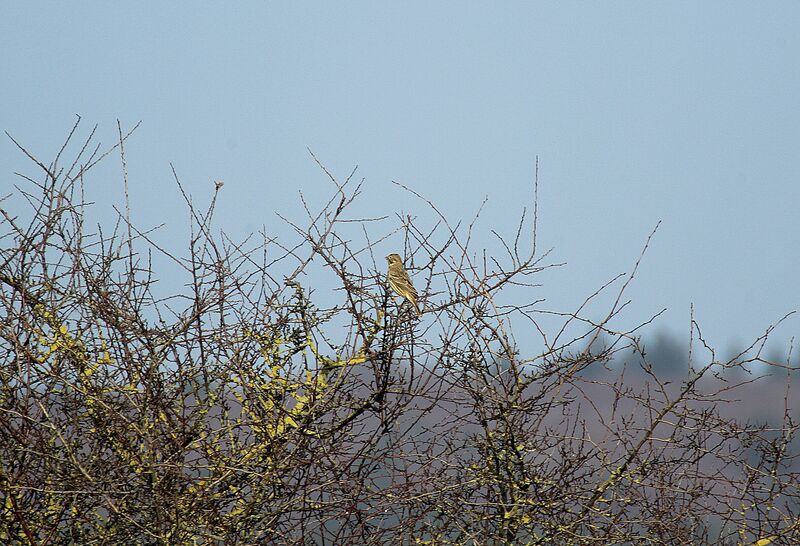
[[385, 253, 420, 315]]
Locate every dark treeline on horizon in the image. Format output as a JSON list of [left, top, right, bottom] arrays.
[[585, 328, 799, 377]]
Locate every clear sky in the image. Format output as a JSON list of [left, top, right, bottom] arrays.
[[1, 3, 798, 359]]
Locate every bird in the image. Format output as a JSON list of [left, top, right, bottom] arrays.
[[385, 253, 420, 315]]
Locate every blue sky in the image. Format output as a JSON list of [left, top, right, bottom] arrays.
[[1, 3, 798, 359]]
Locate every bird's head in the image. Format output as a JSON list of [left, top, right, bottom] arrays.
[[385, 253, 402, 265]]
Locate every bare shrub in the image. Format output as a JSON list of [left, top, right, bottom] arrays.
[[1, 119, 797, 545]]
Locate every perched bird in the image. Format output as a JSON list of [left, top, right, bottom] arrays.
[[385, 253, 420, 315]]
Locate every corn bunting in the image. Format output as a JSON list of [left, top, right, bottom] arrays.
[[385, 253, 420, 315]]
